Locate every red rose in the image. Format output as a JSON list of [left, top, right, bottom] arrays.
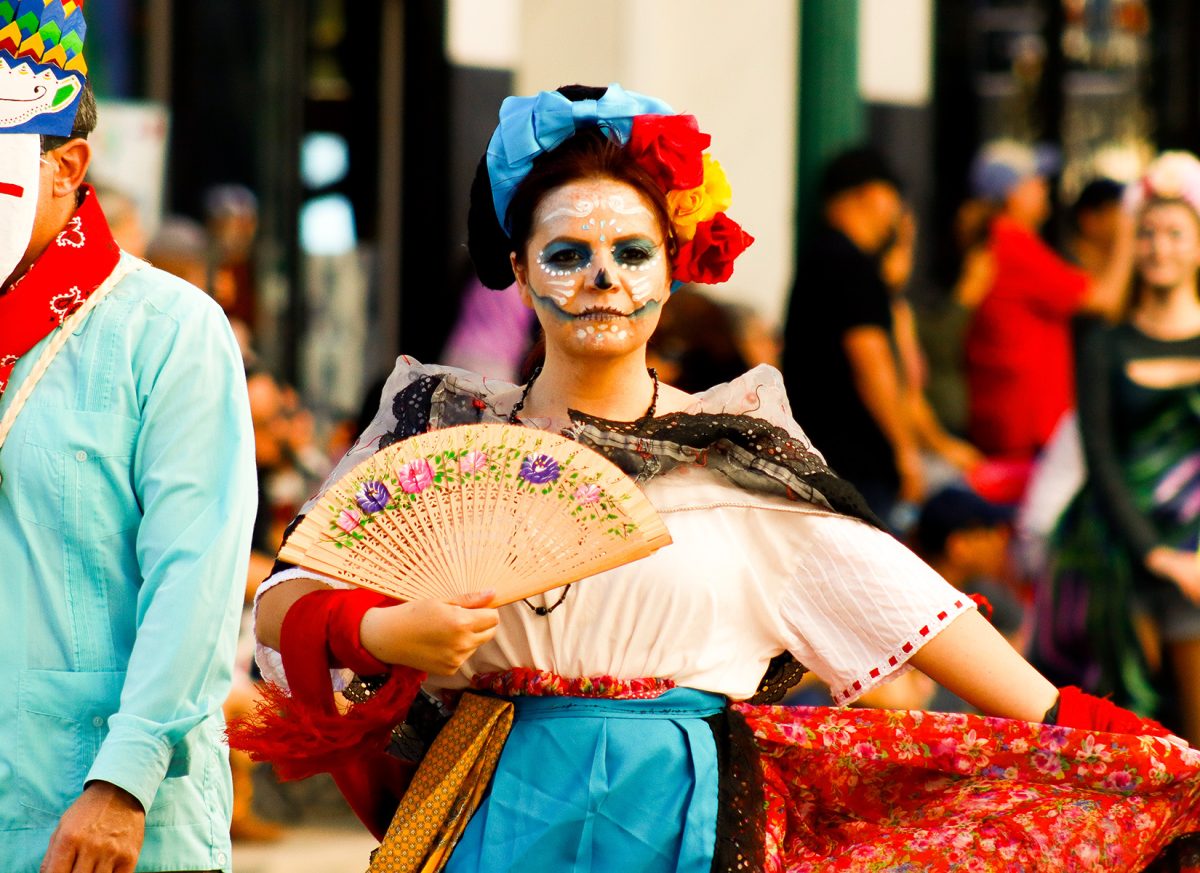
[[671, 213, 755, 285], [627, 114, 711, 192]]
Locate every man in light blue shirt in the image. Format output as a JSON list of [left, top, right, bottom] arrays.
[[0, 9, 256, 871]]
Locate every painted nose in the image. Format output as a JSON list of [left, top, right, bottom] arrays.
[[593, 268, 613, 290]]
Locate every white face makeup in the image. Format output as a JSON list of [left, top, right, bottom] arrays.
[[518, 177, 671, 357], [530, 181, 667, 306], [0, 134, 40, 283]]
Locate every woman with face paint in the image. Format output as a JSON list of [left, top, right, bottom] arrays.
[[244, 87, 1200, 871], [1035, 152, 1200, 750]]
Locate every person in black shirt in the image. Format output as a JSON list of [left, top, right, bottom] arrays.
[[782, 149, 922, 526]]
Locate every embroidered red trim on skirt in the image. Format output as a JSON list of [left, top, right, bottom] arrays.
[[471, 668, 676, 699]]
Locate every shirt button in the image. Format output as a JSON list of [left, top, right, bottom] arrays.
[[92, 716, 105, 727], [75, 450, 88, 462], [216, 851, 228, 865]]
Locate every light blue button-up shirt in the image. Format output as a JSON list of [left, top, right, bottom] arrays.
[[0, 255, 255, 872]]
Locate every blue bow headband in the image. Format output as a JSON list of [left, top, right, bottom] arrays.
[[485, 83, 674, 234]]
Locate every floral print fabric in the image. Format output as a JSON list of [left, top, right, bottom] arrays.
[[471, 668, 675, 700], [736, 703, 1200, 872]]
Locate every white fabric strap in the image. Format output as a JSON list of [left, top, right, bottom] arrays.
[[0, 257, 143, 479]]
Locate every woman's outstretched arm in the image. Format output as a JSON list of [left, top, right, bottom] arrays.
[[908, 609, 1058, 721]]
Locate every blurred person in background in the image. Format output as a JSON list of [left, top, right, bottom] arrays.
[[90, 183, 147, 258], [221, 368, 301, 844], [148, 215, 250, 362], [646, 286, 749, 392], [145, 215, 209, 291], [912, 486, 1027, 650], [205, 183, 260, 332], [906, 197, 997, 445], [912, 486, 1029, 715], [1034, 152, 1200, 746], [0, 23, 255, 869], [1069, 177, 1126, 277], [440, 276, 536, 382], [963, 141, 1134, 481], [783, 148, 979, 530], [723, 301, 781, 370]]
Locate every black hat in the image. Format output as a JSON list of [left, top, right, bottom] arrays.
[[818, 147, 902, 203], [913, 486, 1014, 558]]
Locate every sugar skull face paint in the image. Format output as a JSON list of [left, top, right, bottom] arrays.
[[516, 177, 672, 358], [0, 134, 41, 283], [528, 179, 669, 308]]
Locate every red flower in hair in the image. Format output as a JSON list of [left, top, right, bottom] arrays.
[[627, 114, 711, 192], [671, 213, 755, 284]]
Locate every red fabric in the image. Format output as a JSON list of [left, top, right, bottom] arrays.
[[627, 114, 709, 191], [738, 703, 1200, 872], [225, 589, 425, 839], [1054, 685, 1174, 738], [0, 185, 120, 397], [326, 590, 393, 676], [472, 668, 675, 699], [966, 217, 1090, 459], [968, 592, 994, 622], [964, 456, 1035, 505], [672, 212, 755, 285]]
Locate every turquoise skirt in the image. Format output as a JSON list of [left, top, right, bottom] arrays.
[[444, 688, 725, 873]]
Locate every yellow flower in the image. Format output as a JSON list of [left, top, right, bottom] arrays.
[[667, 154, 732, 241]]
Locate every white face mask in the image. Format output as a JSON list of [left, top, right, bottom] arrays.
[[0, 134, 41, 283]]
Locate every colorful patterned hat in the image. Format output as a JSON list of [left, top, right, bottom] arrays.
[[0, 0, 87, 136]]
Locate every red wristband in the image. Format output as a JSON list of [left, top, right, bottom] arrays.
[[1051, 686, 1173, 737], [327, 589, 396, 676], [280, 588, 396, 710]]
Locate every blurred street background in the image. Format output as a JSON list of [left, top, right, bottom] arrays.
[[78, 0, 1200, 860]]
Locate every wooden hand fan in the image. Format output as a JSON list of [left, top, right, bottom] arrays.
[[278, 422, 673, 605]]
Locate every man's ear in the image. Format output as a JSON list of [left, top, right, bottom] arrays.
[[510, 252, 533, 308], [48, 138, 91, 199]]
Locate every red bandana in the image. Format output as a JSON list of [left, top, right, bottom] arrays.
[[0, 185, 121, 398]]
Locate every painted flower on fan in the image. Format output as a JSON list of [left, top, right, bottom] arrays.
[[667, 154, 732, 241], [519, 453, 560, 484], [396, 458, 435, 494], [354, 480, 390, 514], [458, 450, 489, 474], [573, 483, 602, 504], [336, 508, 363, 532]]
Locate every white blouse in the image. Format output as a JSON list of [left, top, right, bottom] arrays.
[[255, 360, 973, 704]]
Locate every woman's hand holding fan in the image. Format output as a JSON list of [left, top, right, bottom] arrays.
[[279, 423, 673, 608], [360, 591, 499, 675]]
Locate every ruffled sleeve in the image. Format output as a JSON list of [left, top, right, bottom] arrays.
[[688, 364, 823, 456], [774, 510, 975, 704]]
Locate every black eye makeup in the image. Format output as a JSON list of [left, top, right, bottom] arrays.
[[539, 236, 662, 278], [612, 238, 659, 269], [539, 241, 592, 275]]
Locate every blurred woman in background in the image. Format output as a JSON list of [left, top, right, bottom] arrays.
[[1035, 152, 1200, 746]]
